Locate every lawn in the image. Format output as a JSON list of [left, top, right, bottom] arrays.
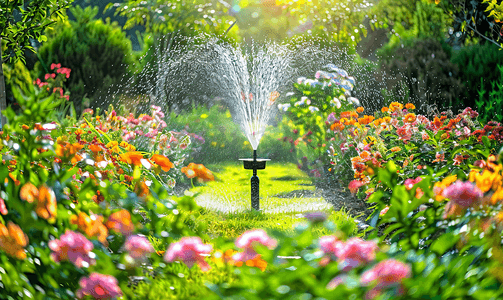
[[191, 162, 330, 214]]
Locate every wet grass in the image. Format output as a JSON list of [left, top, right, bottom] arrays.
[[191, 162, 330, 214]]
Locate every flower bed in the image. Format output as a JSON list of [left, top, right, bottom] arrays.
[[1, 66, 503, 299]]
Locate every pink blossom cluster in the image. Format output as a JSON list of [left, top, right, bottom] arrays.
[[124, 235, 154, 259], [49, 230, 95, 267], [232, 229, 277, 262], [361, 259, 411, 299], [442, 180, 483, 207], [76, 273, 122, 299], [164, 237, 213, 271], [404, 176, 422, 190], [319, 236, 378, 271]]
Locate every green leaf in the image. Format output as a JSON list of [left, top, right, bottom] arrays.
[[431, 232, 460, 256]]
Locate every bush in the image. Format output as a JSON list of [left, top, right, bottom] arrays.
[[452, 42, 503, 113], [1, 53, 32, 112], [377, 38, 464, 113], [36, 5, 135, 115], [477, 64, 503, 124], [164, 103, 296, 164]]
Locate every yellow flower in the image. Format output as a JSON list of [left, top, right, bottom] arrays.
[[473, 170, 500, 193], [106, 141, 120, 153], [201, 114, 209, 119]]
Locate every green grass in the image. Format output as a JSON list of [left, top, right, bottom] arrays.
[[191, 162, 331, 214]]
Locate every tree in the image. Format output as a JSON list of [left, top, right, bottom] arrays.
[[0, 0, 73, 127]]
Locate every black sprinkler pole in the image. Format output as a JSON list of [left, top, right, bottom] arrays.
[[239, 150, 270, 211], [251, 149, 259, 210]]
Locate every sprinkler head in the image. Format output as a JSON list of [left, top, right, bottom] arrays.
[[239, 150, 270, 211]]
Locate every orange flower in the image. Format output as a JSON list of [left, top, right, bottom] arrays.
[[134, 180, 150, 198], [381, 107, 389, 113], [36, 185, 57, 222], [20, 182, 39, 203], [389, 102, 403, 112], [473, 170, 500, 193], [119, 151, 144, 166], [245, 255, 268, 271], [356, 107, 364, 113], [21, 124, 30, 130], [269, 91, 280, 105], [55, 142, 84, 164], [405, 103, 415, 110], [433, 175, 457, 201], [88, 144, 102, 153], [71, 212, 109, 245], [150, 154, 174, 172], [491, 187, 503, 205], [106, 141, 120, 153], [404, 113, 416, 123], [360, 151, 371, 159], [0, 221, 28, 260], [181, 163, 214, 182], [390, 146, 401, 152], [106, 209, 134, 235], [432, 116, 443, 128], [383, 116, 391, 123]]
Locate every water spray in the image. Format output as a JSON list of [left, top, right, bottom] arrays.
[[239, 150, 270, 210]]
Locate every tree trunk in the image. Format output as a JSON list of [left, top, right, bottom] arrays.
[[0, 37, 7, 128]]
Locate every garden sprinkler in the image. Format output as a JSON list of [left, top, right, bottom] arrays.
[[239, 150, 270, 211]]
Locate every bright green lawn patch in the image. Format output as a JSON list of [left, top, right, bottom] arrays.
[[191, 162, 331, 213]]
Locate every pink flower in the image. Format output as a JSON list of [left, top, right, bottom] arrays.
[[318, 235, 342, 266], [233, 229, 277, 262], [404, 177, 422, 190], [164, 237, 213, 271], [336, 237, 378, 271], [348, 180, 364, 194], [50, 63, 61, 70], [360, 259, 411, 299], [396, 125, 412, 141], [326, 275, 347, 290], [379, 206, 389, 216], [442, 180, 483, 207], [76, 273, 122, 299], [124, 235, 154, 259], [49, 230, 95, 268], [421, 132, 430, 141]]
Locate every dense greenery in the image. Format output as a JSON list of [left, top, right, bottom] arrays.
[[36, 6, 136, 114], [2, 0, 503, 299]]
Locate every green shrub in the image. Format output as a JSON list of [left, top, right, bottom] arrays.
[[165, 103, 296, 164], [1, 59, 32, 112], [452, 42, 503, 112], [477, 64, 503, 123], [36, 5, 135, 114], [377, 38, 464, 113]]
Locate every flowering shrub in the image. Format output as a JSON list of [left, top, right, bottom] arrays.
[[0, 80, 215, 299], [279, 65, 360, 179]]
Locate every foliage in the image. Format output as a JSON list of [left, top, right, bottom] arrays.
[[190, 162, 329, 214], [279, 65, 359, 181], [164, 104, 295, 164], [36, 5, 136, 114], [1, 56, 32, 110], [451, 42, 503, 112], [434, 0, 503, 47], [371, 0, 449, 42], [276, 0, 372, 50], [477, 64, 503, 124], [377, 38, 464, 113], [0, 0, 73, 62], [109, 0, 237, 36]]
